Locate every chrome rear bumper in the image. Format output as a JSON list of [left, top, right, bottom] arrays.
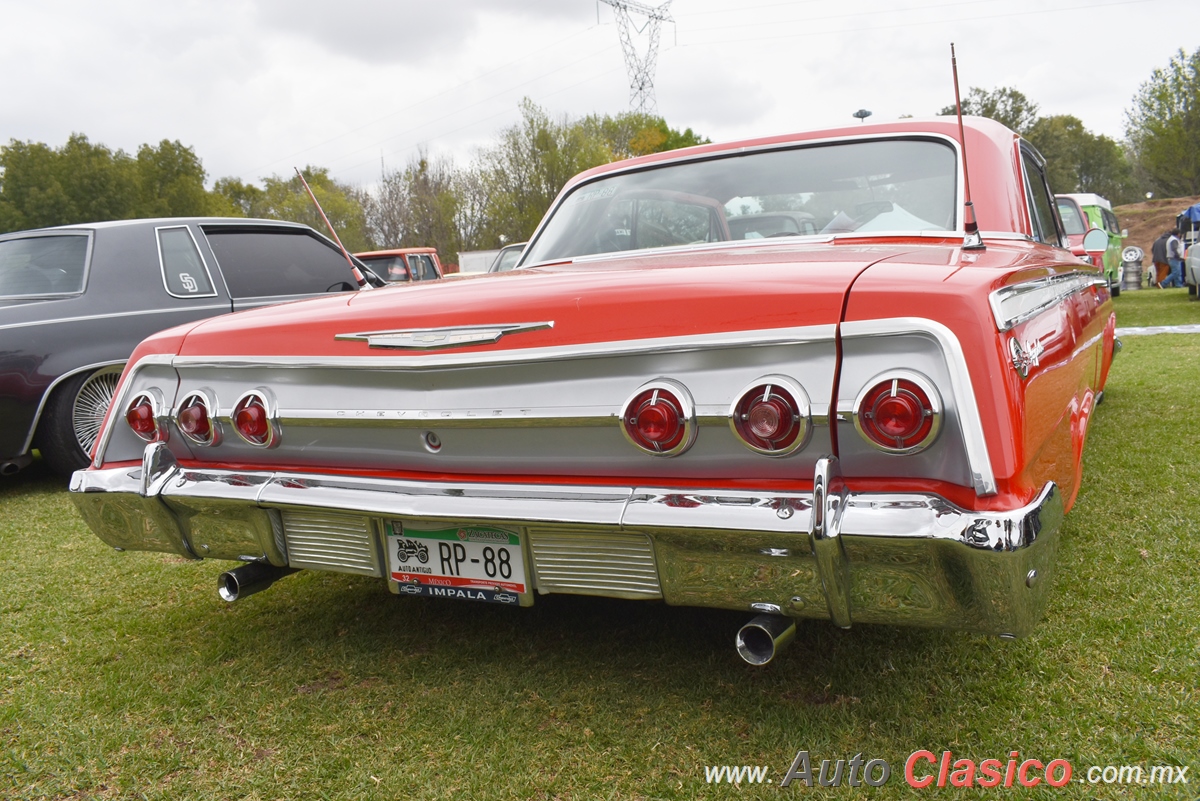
[[71, 444, 1062, 637]]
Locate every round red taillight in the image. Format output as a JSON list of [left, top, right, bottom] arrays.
[[176, 391, 217, 446], [729, 377, 810, 456], [125, 394, 160, 441], [232, 391, 276, 447], [854, 373, 941, 454], [620, 381, 696, 456]]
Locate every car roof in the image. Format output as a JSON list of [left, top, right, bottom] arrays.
[[566, 116, 1016, 184], [355, 248, 438, 258], [1057, 193, 1112, 211], [0, 217, 313, 238]]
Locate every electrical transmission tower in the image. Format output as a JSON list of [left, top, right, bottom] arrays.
[[600, 0, 673, 115]]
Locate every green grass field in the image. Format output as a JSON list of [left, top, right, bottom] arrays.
[[2, 289, 1197, 800]]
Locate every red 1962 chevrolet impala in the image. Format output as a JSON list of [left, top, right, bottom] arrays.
[[70, 117, 1116, 664]]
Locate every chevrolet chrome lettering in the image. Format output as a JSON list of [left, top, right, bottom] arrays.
[[70, 117, 1115, 664]]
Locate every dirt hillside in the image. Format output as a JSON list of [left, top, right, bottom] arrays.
[[1113, 195, 1200, 259]]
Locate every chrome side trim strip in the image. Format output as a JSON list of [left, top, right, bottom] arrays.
[[280, 407, 620, 428], [0, 303, 229, 332], [172, 323, 838, 370], [839, 317, 996, 496], [989, 272, 1107, 332]]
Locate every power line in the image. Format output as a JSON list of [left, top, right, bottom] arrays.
[[674, 0, 1162, 46]]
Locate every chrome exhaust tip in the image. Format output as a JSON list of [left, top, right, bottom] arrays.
[[1, 455, 32, 476], [218, 562, 297, 602], [736, 614, 797, 665]]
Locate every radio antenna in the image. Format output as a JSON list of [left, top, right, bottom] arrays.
[[951, 44, 984, 250], [294, 167, 372, 289]]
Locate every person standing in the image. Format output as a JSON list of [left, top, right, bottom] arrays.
[[1151, 230, 1171, 287], [1163, 228, 1185, 288]]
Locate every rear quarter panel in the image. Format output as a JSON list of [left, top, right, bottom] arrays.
[[841, 241, 1113, 512]]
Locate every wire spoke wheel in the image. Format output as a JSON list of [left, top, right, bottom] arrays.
[[71, 366, 124, 456]]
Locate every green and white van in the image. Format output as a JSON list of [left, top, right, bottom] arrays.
[[1056, 193, 1126, 295]]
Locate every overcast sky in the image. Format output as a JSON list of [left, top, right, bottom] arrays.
[[1, 0, 1196, 190]]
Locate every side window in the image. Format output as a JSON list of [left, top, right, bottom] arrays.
[[157, 226, 216, 298], [1021, 150, 1060, 246], [0, 234, 89, 297], [1103, 209, 1120, 235], [201, 227, 357, 299]]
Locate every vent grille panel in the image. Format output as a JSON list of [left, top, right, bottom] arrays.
[[283, 510, 379, 576], [530, 531, 661, 599]]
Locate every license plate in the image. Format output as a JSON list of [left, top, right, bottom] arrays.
[[386, 523, 527, 604]]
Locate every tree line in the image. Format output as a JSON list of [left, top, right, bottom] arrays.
[[2, 47, 1197, 254], [941, 47, 1199, 204], [0, 100, 706, 260]]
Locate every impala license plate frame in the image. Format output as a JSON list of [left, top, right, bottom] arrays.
[[384, 521, 531, 606]]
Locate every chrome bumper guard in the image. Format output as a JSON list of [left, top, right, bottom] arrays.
[[70, 445, 1063, 637]]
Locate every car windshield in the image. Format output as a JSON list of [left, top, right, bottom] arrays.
[[0, 234, 89, 297], [523, 137, 958, 264], [1056, 199, 1088, 235]]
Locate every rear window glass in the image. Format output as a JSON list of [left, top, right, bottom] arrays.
[[406, 254, 439, 281], [524, 137, 958, 264], [157, 226, 216, 297], [360, 256, 409, 283], [201, 227, 357, 299], [0, 234, 89, 297]]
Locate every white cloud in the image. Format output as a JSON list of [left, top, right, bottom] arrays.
[[0, 0, 1195, 190]]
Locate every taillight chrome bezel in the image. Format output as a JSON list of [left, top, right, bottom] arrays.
[[230, 388, 280, 448], [620, 379, 697, 457], [175, 389, 220, 447], [124, 388, 168, 443], [728, 375, 811, 457], [852, 370, 943, 455]]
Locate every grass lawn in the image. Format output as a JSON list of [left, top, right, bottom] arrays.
[[1112, 286, 1199, 328], [2, 290, 1197, 800]]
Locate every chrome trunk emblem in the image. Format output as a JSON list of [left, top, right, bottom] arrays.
[[335, 322, 553, 350], [1008, 335, 1044, 379]]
